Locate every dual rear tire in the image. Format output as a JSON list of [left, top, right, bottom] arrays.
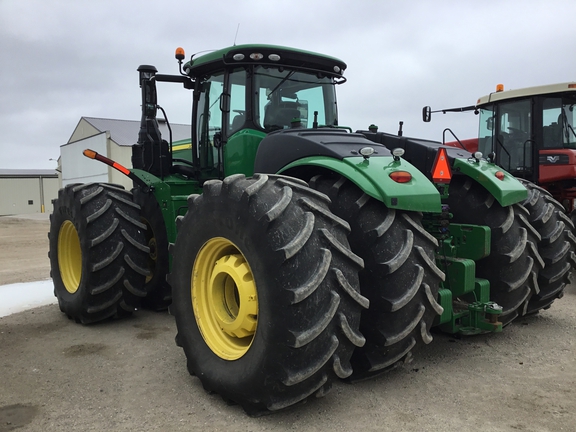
[[447, 177, 543, 325], [517, 180, 576, 313], [310, 175, 445, 380]]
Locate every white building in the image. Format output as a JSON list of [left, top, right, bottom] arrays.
[[0, 169, 59, 215], [62, 117, 190, 191]]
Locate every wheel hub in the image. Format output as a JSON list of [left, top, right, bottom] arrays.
[[192, 238, 258, 360]]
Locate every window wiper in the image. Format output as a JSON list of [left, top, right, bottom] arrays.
[[496, 136, 511, 164], [267, 70, 296, 99]]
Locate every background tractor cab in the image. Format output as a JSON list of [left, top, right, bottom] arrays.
[[423, 82, 576, 213]]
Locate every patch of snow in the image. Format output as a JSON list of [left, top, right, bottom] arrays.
[[0, 280, 56, 318]]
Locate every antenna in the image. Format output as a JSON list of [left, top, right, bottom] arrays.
[[233, 24, 240, 46]]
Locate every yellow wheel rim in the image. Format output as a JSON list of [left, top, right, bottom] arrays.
[[58, 220, 82, 294], [192, 237, 258, 360]]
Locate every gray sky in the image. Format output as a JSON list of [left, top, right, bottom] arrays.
[[2, 0, 575, 169]]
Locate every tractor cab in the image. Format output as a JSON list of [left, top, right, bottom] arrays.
[[133, 45, 346, 183], [475, 83, 576, 184]]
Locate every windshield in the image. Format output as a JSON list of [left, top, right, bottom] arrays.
[[253, 66, 338, 132], [542, 96, 576, 148]]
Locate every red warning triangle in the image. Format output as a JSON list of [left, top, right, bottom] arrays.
[[431, 148, 452, 183]]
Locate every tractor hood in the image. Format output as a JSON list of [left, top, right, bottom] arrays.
[[254, 128, 392, 174]]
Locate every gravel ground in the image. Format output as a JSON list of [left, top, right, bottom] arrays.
[[0, 215, 575, 431]]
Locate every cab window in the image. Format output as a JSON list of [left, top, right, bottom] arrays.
[[253, 66, 337, 132]]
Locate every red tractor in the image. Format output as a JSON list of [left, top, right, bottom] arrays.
[[423, 82, 576, 223]]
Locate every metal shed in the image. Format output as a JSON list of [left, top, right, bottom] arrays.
[[0, 169, 59, 215]]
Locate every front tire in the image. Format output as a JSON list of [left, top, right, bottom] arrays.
[[170, 174, 367, 415], [49, 183, 149, 324]]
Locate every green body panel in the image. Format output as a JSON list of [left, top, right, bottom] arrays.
[[131, 169, 201, 244], [441, 224, 491, 261], [280, 156, 442, 213], [453, 158, 528, 206], [224, 129, 266, 177], [443, 257, 475, 297]]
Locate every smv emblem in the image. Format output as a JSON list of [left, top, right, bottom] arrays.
[[547, 155, 560, 163]]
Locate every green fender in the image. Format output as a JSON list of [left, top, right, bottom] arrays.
[[453, 158, 527, 207], [279, 156, 442, 212]]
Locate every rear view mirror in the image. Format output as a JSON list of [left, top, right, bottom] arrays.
[[422, 106, 432, 122], [486, 117, 494, 131]]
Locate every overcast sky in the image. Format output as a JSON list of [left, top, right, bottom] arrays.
[[2, 0, 575, 170]]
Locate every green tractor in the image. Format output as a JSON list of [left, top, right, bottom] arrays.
[[48, 44, 567, 415]]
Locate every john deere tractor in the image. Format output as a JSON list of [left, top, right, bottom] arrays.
[[48, 44, 567, 415]]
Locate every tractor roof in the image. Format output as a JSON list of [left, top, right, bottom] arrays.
[[477, 82, 576, 107], [183, 44, 347, 79]]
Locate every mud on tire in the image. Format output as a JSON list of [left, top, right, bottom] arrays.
[[447, 176, 544, 325], [169, 174, 367, 415], [310, 175, 445, 380], [518, 179, 576, 313], [49, 183, 149, 324]]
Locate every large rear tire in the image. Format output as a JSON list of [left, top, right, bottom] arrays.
[[310, 175, 444, 380], [49, 183, 149, 324], [518, 180, 576, 313], [169, 174, 367, 415], [132, 188, 172, 311], [446, 177, 543, 325]]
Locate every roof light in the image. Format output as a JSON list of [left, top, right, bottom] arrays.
[[334, 66, 341, 73], [431, 148, 452, 184], [496, 84, 504, 92], [250, 52, 264, 60], [389, 171, 412, 183], [233, 53, 245, 61], [392, 148, 405, 158], [359, 147, 375, 158], [268, 54, 281, 61], [175, 47, 185, 61], [495, 171, 505, 180], [474, 151, 483, 161]]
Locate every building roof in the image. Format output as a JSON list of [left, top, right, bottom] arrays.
[[80, 117, 191, 146], [0, 169, 58, 177]]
